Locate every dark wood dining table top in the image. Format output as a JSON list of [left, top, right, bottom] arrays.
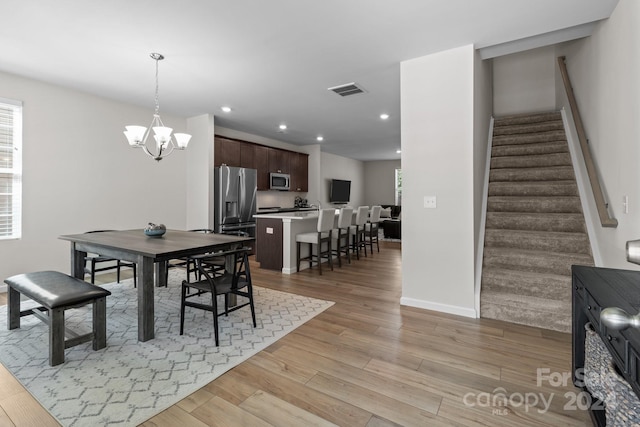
[[59, 229, 253, 261]]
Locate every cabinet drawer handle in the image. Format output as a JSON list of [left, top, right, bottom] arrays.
[[587, 305, 592, 310], [607, 335, 615, 342]]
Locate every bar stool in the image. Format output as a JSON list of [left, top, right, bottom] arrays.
[[331, 207, 353, 267], [296, 209, 335, 274], [350, 206, 369, 260], [365, 205, 382, 255]]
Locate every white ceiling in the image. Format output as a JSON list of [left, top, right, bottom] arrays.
[[0, 0, 618, 161]]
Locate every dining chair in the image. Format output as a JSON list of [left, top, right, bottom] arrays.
[[84, 230, 137, 287], [365, 205, 382, 255], [331, 207, 353, 267], [180, 247, 256, 346], [296, 208, 335, 275], [166, 229, 225, 284], [349, 206, 369, 260]]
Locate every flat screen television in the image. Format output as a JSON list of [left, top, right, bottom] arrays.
[[329, 179, 351, 204]]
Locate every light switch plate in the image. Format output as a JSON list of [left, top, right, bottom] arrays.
[[266, 227, 274, 234], [424, 196, 437, 209]]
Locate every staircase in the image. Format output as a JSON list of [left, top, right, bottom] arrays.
[[480, 111, 594, 333]]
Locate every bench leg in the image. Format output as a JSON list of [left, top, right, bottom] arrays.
[[93, 297, 107, 350], [7, 286, 20, 330], [49, 308, 65, 366]]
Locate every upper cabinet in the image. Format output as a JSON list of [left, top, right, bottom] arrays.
[[214, 135, 307, 192], [290, 152, 308, 192], [255, 145, 270, 190], [268, 148, 290, 174], [214, 136, 241, 167]]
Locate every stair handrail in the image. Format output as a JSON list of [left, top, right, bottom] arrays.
[[557, 56, 617, 228]]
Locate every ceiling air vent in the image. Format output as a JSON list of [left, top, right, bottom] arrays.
[[328, 82, 366, 97]]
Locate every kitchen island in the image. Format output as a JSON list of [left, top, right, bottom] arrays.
[[254, 210, 338, 273]]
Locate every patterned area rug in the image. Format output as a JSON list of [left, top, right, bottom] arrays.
[[0, 270, 333, 426]]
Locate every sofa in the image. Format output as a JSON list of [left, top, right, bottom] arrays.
[[379, 205, 401, 239]]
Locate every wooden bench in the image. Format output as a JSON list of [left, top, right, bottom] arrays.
[[4, 271, 112, 366]]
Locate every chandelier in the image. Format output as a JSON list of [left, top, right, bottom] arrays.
[[123, 53, 191, 161]]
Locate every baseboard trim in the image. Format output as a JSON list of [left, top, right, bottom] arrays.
[[0, 284, 6, 293], [400, 297, 478, 318]]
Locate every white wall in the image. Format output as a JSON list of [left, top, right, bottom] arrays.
[[363, 160, 401, 206], [558, 0, 640, 269], [320, 152, 364, 208], [186, 114, 214, 229], [493, 45, 557, 116], [400, 45, 477, 317], [0, 70, 188, 282]]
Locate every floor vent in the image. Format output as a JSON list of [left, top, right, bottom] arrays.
[[328, 82, 365, 97]]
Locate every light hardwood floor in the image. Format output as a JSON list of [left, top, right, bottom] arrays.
[[0, 241, 590, 426]]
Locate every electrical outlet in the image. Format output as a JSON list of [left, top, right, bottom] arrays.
[[266, 227, 274, 234], [624, 196, 629, 214], [424, 196, 437, 209]]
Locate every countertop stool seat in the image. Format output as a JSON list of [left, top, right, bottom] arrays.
[[350, 206, 369, 260], [4, 271, 111, 366], [331, 207, 353, 267], [296, 209, 335, 275]]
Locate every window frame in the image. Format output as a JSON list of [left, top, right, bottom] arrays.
[[0, 97, 23, 240]]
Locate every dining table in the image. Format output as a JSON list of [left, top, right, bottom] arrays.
[[59, 229, 254, 342]]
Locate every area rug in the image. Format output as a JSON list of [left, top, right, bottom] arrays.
[[0, 270, 333, 426]]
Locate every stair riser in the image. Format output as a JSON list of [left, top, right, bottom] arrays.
[[483, 250, 593, 276], [479, 300, 571, 333], [493, 122, 564, 136], [491, 153, 572, 169], [492, 142, 568, 157], [484, 230, 591, 254], [490, 167, 575, 182], [489, 182, 578, 197], [481, 271, 570, 300], [493, 130, 566, 146], [486, 213, 586, 233], [494, 112, 562, 127], [488, 197, 582, 214]]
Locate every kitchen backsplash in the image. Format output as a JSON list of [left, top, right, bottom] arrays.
[[257, 191, 306, 209]]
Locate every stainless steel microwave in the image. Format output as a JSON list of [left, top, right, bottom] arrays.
[[270, 172, 290, 190]]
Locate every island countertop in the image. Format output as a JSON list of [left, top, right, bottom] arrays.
[[253, 210, 322, 221]]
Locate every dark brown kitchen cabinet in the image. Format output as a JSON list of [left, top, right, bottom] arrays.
[[268, 148, 290, 174], [214, 136, 240, 167], [240, 142, 255, 169], [213, 134, 307, 192], [290, 152, 308, 192], [255, 145, 270, 190]]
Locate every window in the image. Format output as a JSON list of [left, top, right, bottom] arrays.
[[0, 98, 22, 240], [395, 168, 402, 206]]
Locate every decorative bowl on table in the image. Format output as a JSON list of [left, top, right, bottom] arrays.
[[144, 223, 166, 237]]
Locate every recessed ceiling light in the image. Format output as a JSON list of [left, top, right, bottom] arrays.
[[279, 124, 287, 130], [396, 149, 402, 154], [317, 136, 324, 142], [221, 106, 232, 113], [380, 113, 390, 120]]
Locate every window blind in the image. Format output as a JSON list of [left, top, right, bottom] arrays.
[[0, 98, 22, 239]]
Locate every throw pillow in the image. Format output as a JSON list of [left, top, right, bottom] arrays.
[[380, 207, 392, 218]]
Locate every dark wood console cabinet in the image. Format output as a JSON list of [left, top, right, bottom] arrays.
[[572, 265, 640, 426]]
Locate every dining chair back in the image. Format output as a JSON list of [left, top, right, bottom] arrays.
[[296, 209, 335, 275], [84, 230, 137, 287], [366, 205, 382, 254], [331, 207, 353, 267], [350, 206, 369, 259]]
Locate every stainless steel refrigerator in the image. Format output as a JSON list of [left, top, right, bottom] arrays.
[[214, 166, 257, 237]]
